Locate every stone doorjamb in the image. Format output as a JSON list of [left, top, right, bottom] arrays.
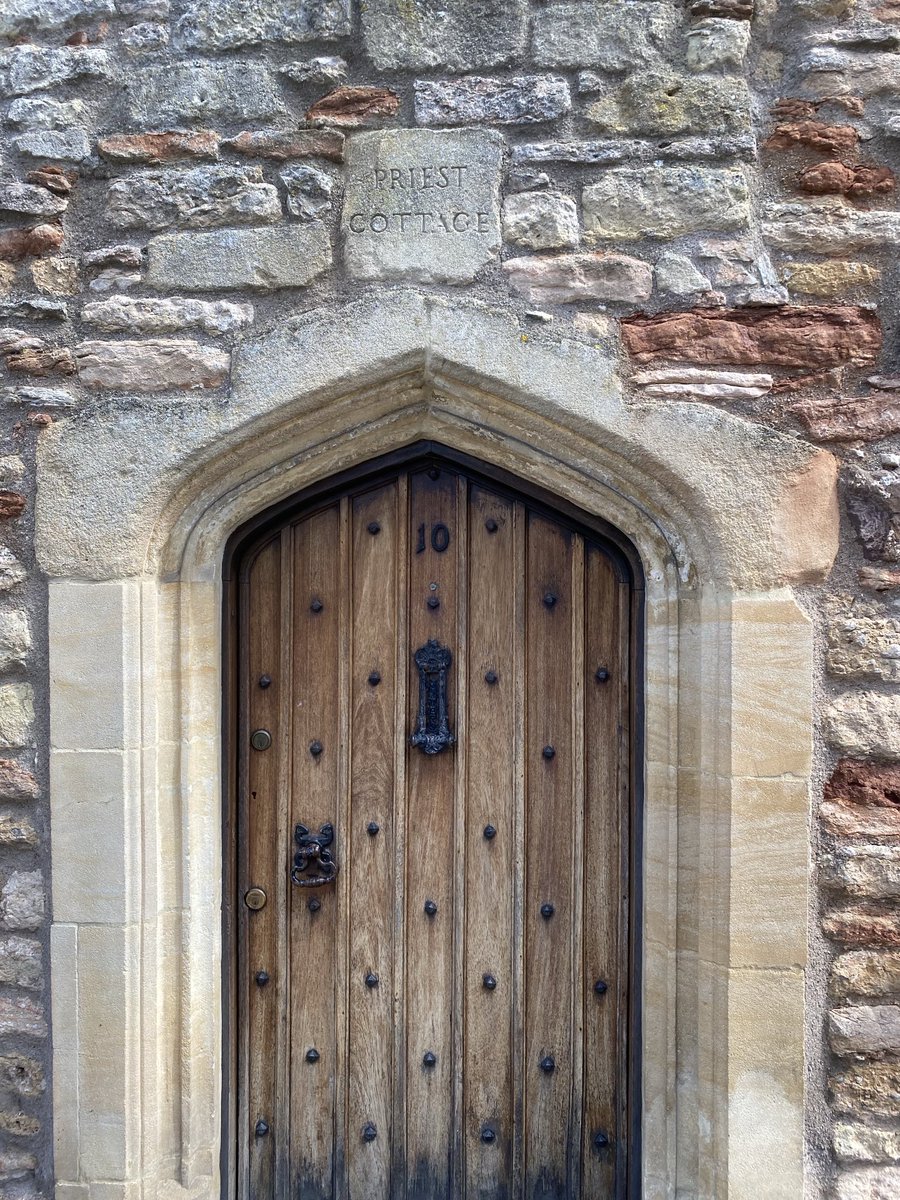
[[39, 293, 837, 1200]]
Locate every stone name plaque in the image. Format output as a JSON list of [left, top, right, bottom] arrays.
[[342, 129, 502, 283]]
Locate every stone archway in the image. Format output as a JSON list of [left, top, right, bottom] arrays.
[[41, 295, 835, 1200]]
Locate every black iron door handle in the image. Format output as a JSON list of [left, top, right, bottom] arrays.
[[290, 821, 338, 887]]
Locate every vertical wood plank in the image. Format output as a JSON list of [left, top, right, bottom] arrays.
[[290, 505, 342, 1200], [523, 513, 576, 1200], [405, 467, 459, 1200], [243, 536, 283, 1200], [569, 538, 586, 1200], [347, 484, 399, 1200], [511, 501, 527, 1200], [463, 486, 516, 1200], [451, 476, 468, 1199], [335, 497, 351, 1200], [391, 474, 410, 1200], [581, 546, 629, 1198]]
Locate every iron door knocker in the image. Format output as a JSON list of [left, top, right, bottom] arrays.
[[291, 822, 338, 887]]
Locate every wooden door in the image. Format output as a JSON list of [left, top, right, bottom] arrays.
[[231, 454, 635, 1200]]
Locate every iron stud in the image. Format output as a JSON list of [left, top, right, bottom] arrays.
[[367, 821, 380, 836], [255, 970, 270, 987], [309, 740, 323, 757], [306, 1047, 320, 1064], [594, 979, 608, 995], [258, 674, 272, 689], [485, 518, 498, 533], [310, 598, 324, 613], [250, 729, 271, 752], [483, 824, 497, 840], [245, 887, 267, 910], [539, 1055, 556, 1074], [424, 899, 438, 917], [483, 973, 497, 991], [541, 902, 555, 920], [543, 591, 558, 609], [308, 897, 321, 913], [423, 1051, 437, 1067], [255, 1118, 269, 1137], [368, 670, 381, 686], [542, 745, 556, 760], [481, 1127, 496, 1144], [595, 666, 611, 683], [428, 467, 440, 480], [367, 521, 381, 535], [365, 972, 379, 988], [362, 1123, 377, 1143], [484, 669, 498, 685], [594, 1130, 610, 1150], [427, 596, 440, 609]]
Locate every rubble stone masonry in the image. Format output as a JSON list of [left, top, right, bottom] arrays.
[[1, 0, 899, 1196]]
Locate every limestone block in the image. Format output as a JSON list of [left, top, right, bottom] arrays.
[[531, 2, 676, 71], [0, 0, 114, 36], [13, 129, 90, 161], [124, 62, 282, 126], [501, 191, 579, 251], [81, 296, 253, 336], [826, 602, 900, 682], [825, 692, 900, 759], [362, 0, 526, 70], [836, 1167, 900, 1200], [121, 20, 169, 55], [503, 252, 652, 304], [831, 1063, 900, 1119], [686, 18, 751, 71], [834, 1122, 900, 1163], [0, 46, 113, 96], [0, 1145, 37, 1178], [280, 164, 333, 220], [0, 936, 41, 990], [0, 814, 38, 848], [783, 261, 881, 297], [764, 201, 900, 253], [823, 847, 900, 898], [414, 76, 570, 126], [0, 1053, 43, 1097], [830, 1005, 900, 1055], [655, 252, 710, 296], [832, 951, 900, 1001], [0, 1111, 39, 1136], [582, 167, 750, 241], [586, 73, 752, 139], [0, 994, 45, 1038], [633, 367, 773, 401], [280, 56, 347, 86], [76, 339, 230, 391], [105, 165, 281, 231], [6, 96, 89, 129], [0, 871, 43, 931], [342, 129, 502, 284], [31, 257, 78, 296], [0, 611, 31, 671], [172, 0, 350, 49], [146, 224, 332, 290], [0, 685, 34, 748], [0, 184, 67, 218], [0, 550, 26, 593]]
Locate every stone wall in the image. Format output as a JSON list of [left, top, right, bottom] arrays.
[[1, 0, 899, 1195]]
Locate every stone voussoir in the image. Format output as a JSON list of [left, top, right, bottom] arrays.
[[75, 339, 230, 391]]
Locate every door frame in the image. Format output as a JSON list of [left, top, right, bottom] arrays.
[[221, 442, 646, 1199]]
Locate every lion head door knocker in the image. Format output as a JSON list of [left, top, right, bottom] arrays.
[[410, 639, 456, 756], [290, 822, 338, 887]]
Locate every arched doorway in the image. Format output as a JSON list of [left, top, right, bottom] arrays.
[[225, 445, 643, 1199]]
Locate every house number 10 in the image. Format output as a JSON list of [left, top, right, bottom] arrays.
[[416, 523, 451, 554]]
